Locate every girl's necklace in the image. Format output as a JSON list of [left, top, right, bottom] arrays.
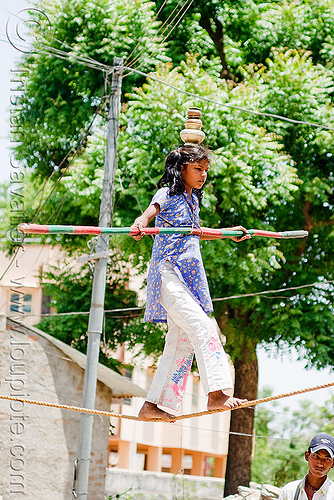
[[156, 192, 198, 228], [183, 192, 197, 228]]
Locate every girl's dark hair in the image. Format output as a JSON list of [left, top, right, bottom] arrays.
[[157, 144, 210, 201]]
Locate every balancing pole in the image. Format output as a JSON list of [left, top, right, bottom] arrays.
[[18, 223, 309, 239], [73, 57, 123, 500]]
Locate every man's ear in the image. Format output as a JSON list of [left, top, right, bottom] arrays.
[[305, 451, 310, 462]]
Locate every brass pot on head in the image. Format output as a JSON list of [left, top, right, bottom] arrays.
[[180, 107, 206, 145]]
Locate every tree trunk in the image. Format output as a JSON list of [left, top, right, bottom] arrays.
[[198, 14, 234, 81], [223, 344, 258, 496]]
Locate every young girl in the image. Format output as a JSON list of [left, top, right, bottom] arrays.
[[131, 144, 250, 421]]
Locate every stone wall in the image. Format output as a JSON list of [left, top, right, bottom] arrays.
[[105, 468, 225, 500], [105, 469, 282, 500], [0, 315, 111, 500]]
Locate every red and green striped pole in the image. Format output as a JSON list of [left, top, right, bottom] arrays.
[[18, 223, 308, 239]]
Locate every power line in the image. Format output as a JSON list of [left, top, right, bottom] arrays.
[[0, 89, 108, 284], [124, 0, 169, 66], [6, 279, 330, 320], [123, 65, 334, 132], [212, 280, 334, 302], [3, 4, 334, 132], [28, 43, 334, 132], [4, 21, 333, 133], [126, 0, 195, 71], [159, 0, 195, 45]]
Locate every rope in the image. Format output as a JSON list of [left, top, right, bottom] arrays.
[[1, 381, 333, 422]]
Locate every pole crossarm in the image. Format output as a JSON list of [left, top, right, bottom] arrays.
[[0, 380, 333, 422], [18, 223, 309, 239]]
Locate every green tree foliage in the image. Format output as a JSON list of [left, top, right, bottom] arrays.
[[37, 256, 166, 370], [7, 0, 334, 492], [252, 390, 334, 486], [153, 0, 334, 79], [248, 50, 334, 369], [13, 0, 168, 177], [116, 58, 300, 300], [227, 0, 334, 69]]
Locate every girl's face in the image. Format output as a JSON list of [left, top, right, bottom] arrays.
[[181, 159, 209, 195]]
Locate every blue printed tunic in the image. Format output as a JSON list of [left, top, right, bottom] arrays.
[[144, 187, 213, 323]]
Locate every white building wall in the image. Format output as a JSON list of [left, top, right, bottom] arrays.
[[0, 314, 111, 500], [0, 244, 65, 325]]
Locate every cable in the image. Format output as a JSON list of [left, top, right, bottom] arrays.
[[25, 372, 82, 407], [1, 95, 108, 290], [13, 278, 332, 319], [4, 3, 334, 132], [175, 422, 313, 442], [126, 0, 194, 71], [23, 41, 334, 132], [127, 0, 195, 76], [123, 65, 334, 132], [4, 22, 333, 133], [33, 97, 105, 220], [0, 99, 105, 285], [212, 280, 334, 302], [124, 0, 184, 66], [159, 0, 195, 45], [124, 0, 169, 66]]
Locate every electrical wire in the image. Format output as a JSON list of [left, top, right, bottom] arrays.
[[128, 0, 196, 76], [212, 280, 334, 302], [126, 0, 194, 72], [123, 65, 334, 132], [2, 10, 334, 286], [24, 39, 334, 132], [159, 0, 195, 45], [0, 88, 108, 285], [3, 2, 334, 132], [127, 0, 185, 68], [123, 0, 169, 67], [8, 279, 331, 320], [1, 104, 102, 251], [3, 15, 334, 133], [32, 95, 107, 220]]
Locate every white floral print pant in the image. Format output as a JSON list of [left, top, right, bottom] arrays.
[[146, 262, 233, 411]]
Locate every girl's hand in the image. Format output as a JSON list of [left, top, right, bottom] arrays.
[[130, 219, 145, 241], [230, 226, 251, 242], [130, 204, 160, 241]]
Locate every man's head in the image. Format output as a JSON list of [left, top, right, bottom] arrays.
[[305, 433, 334, 479], [308, 433, 334, 459]]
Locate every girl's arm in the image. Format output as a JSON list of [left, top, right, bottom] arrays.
[[199, 225, 251, 242], [130, 203, 160, 240]]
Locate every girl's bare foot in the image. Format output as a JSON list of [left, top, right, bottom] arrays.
[[207, 391, 248, 411], [138, 402, 176, 422]]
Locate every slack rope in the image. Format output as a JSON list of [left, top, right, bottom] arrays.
[[18, 223, 308, 239], [0, 380, 333, 422]]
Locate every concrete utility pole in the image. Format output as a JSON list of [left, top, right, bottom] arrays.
[[73, 57, 123, 499]]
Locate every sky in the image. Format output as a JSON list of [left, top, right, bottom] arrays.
[[0, 0, 31, 183], [1, 0, 333, 413]]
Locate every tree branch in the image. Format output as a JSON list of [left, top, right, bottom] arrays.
[[198, 14, 233, 81]]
